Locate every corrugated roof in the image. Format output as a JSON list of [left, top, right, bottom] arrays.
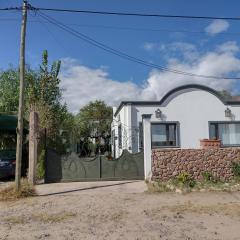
[[0, 114, 28, 132]]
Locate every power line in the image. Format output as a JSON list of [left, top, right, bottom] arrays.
[[29, 6, 240, 21], [36, 11, 240, 80], [35, 16, 71, 55], [2, 4, 239, 79], [2, 17, 240, 36], [0, 7, 21, 11], [2, 5, 240, 22]]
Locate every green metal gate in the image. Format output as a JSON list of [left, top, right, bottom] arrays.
[[45, 149, 144, 183]]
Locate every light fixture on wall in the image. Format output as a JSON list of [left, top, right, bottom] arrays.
[[155, 108, 162, 119], [225, 107, 232, 117]]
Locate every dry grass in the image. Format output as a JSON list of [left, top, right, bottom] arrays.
[[3, 212, 77, 225], [147, 181, 174, 193], [147, 180, 240, 194], [160, 202, 240, 216], [4, 216, 26, 224], [32, 212, 77, 223], [0, 178, 36, 201]]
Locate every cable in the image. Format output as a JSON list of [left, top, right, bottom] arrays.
[[4, 3, 238, 79], [29, 6, 240, 21], [2, 4, 240, 22], [36, 11, 240, 80], [0, 7, 21, 11], [2, 17, 240, 36], [36, 16, 70, 55]]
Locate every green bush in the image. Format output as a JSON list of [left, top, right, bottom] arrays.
[[232, 162, 240, 177], [176, 172, 196, 188], [201, 171, 220, 184], [202, 171, 214, 182], [36, 150, 45, 180], [176, 172, 190, 184]]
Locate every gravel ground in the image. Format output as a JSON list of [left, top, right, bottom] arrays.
[[0, 180, 240, 240]]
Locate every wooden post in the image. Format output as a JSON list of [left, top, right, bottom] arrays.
[[15, 0, 28, 191], [28, 111, 39, 185]]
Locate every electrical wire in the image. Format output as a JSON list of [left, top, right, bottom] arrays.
[[36, 11, 240, 80], [36, 17, 70, 55], [2, 4, 240, 79], [2, 4, 240, 22], [2, 17, 240, 36], [0, 7, 21, 11], [29, 6, 240, 21]]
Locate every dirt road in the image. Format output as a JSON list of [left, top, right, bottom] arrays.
[[0, 181, 240, 240]]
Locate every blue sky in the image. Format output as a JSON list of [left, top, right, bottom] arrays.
[[1, 0, 240, 112]]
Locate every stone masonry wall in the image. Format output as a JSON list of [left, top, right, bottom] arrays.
[[152, 148, 240, 181]]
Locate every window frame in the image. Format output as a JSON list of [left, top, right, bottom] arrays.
[[208, 121, 240, 147], [151, 121, 180, 148]]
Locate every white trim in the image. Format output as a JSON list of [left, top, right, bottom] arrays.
[[142, 115, 152, 180]]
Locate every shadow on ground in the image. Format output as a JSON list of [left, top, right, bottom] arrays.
[[37, 181, 139, 197]]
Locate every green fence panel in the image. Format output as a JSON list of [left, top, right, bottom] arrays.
[[45, 149, 144, 183]]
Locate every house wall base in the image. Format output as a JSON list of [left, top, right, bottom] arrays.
[[152, 148, 240, 181]]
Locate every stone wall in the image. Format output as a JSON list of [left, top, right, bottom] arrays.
[[152, 148, 240, 181]]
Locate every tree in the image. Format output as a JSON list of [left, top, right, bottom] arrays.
[[75, 100, 113, 155], [218, 90, 232, 100], [0, 67, 37, 113], [0, 50, 75, 154], [28, 50, 61, 109], [29, 50, 75, 153]]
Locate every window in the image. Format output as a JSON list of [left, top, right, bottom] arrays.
[[118, 124, 122, 148], [209, 122, 240, 146], [151, 123, 178, 147]]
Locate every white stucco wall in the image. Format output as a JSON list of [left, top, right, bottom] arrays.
[[112, 88, 240, 154], [112, 104, 132, 158]]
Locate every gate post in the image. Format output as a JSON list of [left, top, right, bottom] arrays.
[[142, 114, 152, 180], [28, 111, 39, 185]]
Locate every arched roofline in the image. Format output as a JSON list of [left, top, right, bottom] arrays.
[[113, 84, 240, 117], [159, 84, 230, 105]]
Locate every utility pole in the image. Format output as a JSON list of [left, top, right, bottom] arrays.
[[15, 0, 28, 191]]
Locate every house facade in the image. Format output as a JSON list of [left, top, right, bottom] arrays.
[[111, 84, 240, 158]]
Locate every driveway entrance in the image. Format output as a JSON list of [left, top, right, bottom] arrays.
[[45, 150, 144, 183]]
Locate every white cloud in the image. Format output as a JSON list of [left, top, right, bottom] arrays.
[[143, 42, 165, 52], [205, 19, 229, 35], [60, 59, 142, 113], [60, 41, 240, 112], [143, 42, 199, 61], [143, 42, 156, 51], [217, 41, 239, 53]]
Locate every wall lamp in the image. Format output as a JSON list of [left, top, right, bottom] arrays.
[[225, 107, 232, 118], [155, 108, 162, 119]]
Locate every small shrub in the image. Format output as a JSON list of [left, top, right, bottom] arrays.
[[232, 162, 240, 177], [201, 171, 221, 184], [0, 178, 35, 201], [176, 172, 196, 188], [202, 171, 214, 181], [176, 172, 190, 184]]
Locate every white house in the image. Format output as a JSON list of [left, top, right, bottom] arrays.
[[111, 84, 240, 159]]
